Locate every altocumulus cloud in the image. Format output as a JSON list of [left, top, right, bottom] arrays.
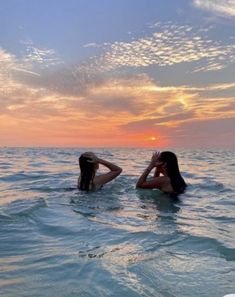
[[1, 43, 235, 125], [77, 23, 235, 74], [1, 23, 235, 147], [193, 0, 235, 18]]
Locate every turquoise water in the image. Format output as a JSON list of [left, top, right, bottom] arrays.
[[0, 148, 235, 297]]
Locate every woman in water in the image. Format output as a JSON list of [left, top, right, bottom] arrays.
[[136, 151, 186, 196], [78, 152, 122, 191]]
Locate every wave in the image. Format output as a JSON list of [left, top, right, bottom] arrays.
[[176, 233, 235, 262], [0, 148, 234, 296], [27, 186, 77, 193], [0, 172, 49, 182], [189, 180, 227, 192], [0, 198, 47, 220]]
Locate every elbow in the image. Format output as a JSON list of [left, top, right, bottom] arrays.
[[112, 166, 122, 176], [136, 181, 142, 188], [117, 167, 122, 175]]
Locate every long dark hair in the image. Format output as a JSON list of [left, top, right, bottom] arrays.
[[159, 151, 186, 194], [79, 155, 96, 191]]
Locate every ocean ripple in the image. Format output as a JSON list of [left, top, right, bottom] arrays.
[[0, 147, 235, 297]]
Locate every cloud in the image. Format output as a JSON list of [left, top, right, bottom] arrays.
[[174, 117, 235, 147], [76, 23, 235, 74], [12, 22, 234, 99], [1, 44, 235, 147], [0, 48, 18, 78], [0, 47, 68, 118], [22, 41, 63, 68], [0, 41, 63, 83], [83, 43, 102, 48], [1, 44, 235, 122], [193, 0, 235, 18]]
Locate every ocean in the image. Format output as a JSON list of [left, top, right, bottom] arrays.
[[0, 147, 234, 297]]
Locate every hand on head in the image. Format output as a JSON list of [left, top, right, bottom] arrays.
[[81, 152, 98, 164], [150, 151, 162, 167]]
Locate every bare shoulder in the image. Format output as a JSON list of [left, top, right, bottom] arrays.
[[136, 175, 170, 189], [157, 175, 170, 182], [154, 176, 171, 187]]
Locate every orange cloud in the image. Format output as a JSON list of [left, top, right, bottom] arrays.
[[1, 44, 235, 148]]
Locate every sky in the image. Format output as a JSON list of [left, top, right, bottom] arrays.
[[1, 0, 235, 148]]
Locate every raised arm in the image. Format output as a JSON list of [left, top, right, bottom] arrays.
[[136, 163, 155, 188], [91, 156, 122, 187], [154, 166, 161, 177], [154, 163, 166, 177], [136, 152, 164, 189]]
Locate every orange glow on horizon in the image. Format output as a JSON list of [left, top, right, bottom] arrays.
[[1, 63, 234, 148], [0, 114, 169, 148]]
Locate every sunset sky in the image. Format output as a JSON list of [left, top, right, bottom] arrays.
[[1, 0, 235, 148]]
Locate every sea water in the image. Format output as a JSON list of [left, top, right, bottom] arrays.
[[0, 147, 234, 297]]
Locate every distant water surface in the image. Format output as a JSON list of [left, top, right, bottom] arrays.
[[0, 148, 235, 297]]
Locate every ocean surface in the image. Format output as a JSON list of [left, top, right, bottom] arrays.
[[0, 147, 235, 297]]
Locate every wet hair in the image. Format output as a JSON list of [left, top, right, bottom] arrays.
[[79, 155, 96, 191], [159, 151, 187, 195]]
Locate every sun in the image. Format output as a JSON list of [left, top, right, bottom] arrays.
[[150, 136, 157, 141]]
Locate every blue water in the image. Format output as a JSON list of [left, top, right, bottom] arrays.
[[0, 147, 235, 297]]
